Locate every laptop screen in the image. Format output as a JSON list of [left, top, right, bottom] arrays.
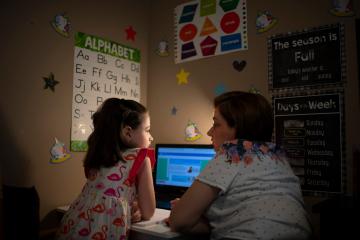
[[154, 144, 216, 188]]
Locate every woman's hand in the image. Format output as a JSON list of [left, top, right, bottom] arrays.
[[170, 198, 180, 209], [163, 198, 181, 227]]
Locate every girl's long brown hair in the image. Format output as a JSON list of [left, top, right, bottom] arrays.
[[83, 98, 147, 175]]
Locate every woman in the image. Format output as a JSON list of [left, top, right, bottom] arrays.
[[169, 91, 312, 240]]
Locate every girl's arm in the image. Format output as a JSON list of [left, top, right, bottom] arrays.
[[136, 156, 156, 220], [169, 180, 220, 234]]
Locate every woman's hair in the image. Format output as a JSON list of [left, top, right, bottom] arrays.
[[83, 98, 147, 172], [214, 91, 273, 142]]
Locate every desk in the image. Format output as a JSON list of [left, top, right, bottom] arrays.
[[56, 206, 208, 240], [130, 231, 208, 240], [130, 208, 180, 239]]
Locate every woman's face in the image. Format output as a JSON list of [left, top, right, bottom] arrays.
[[207, 107, 236, 150]]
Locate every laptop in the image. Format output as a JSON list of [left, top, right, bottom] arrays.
[[153, 143, 216, 209]]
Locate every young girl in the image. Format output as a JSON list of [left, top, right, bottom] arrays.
[[57, 98, 155, 240], [169, 91, 312, 240]]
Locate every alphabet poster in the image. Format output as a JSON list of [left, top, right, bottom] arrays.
[[174, 0, 248, 63], [71, 32, 141, 151]]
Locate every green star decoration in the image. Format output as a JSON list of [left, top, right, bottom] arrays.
[[43, 72, 59, 92]]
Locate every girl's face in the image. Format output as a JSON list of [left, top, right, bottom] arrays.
[[207, 107, 236, 150], [126, 113, 153, 148]]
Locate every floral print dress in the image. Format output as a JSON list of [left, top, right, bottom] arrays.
[[57, 148, 155, 240]]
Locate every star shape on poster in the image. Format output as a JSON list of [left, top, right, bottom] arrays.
[[43, 72, 59, 92], [125, 26, 136, 41], [176, 68, 189, 85], [171, 106, 178, 115]]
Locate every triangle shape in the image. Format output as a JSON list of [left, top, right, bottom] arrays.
[[200, 17, 217, 36]]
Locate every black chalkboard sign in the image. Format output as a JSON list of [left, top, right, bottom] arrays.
[[274, 93, 343, 194], [269, 24, 344, 89]]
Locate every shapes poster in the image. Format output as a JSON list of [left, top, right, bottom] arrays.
[[71, 32, 141, 151], [174, 0, 248, 64]]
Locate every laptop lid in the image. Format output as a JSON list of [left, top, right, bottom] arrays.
[[154, 143, 216, 209]]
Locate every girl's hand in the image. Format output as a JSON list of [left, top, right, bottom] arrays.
[[131, 200, 142, 223]]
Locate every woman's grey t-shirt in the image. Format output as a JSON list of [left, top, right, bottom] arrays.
[[197, 140, 312, 240]]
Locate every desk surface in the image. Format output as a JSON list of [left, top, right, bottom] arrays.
[[130, 208, 209, 240], [57, 206, 208, 240], [130, 231, 209, 240], [131, 208, 179, 239], [57, 206, 205, 239]]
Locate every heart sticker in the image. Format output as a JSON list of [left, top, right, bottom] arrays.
[[233, 60, 247, 72]]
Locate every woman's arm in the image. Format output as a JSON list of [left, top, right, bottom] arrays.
[[169, 180, 220, 234], [136, 157, 156, 220], [186, 216, 211, 235]]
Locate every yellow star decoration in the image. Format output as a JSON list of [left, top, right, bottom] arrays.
[[176, 68, 189, 85]]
